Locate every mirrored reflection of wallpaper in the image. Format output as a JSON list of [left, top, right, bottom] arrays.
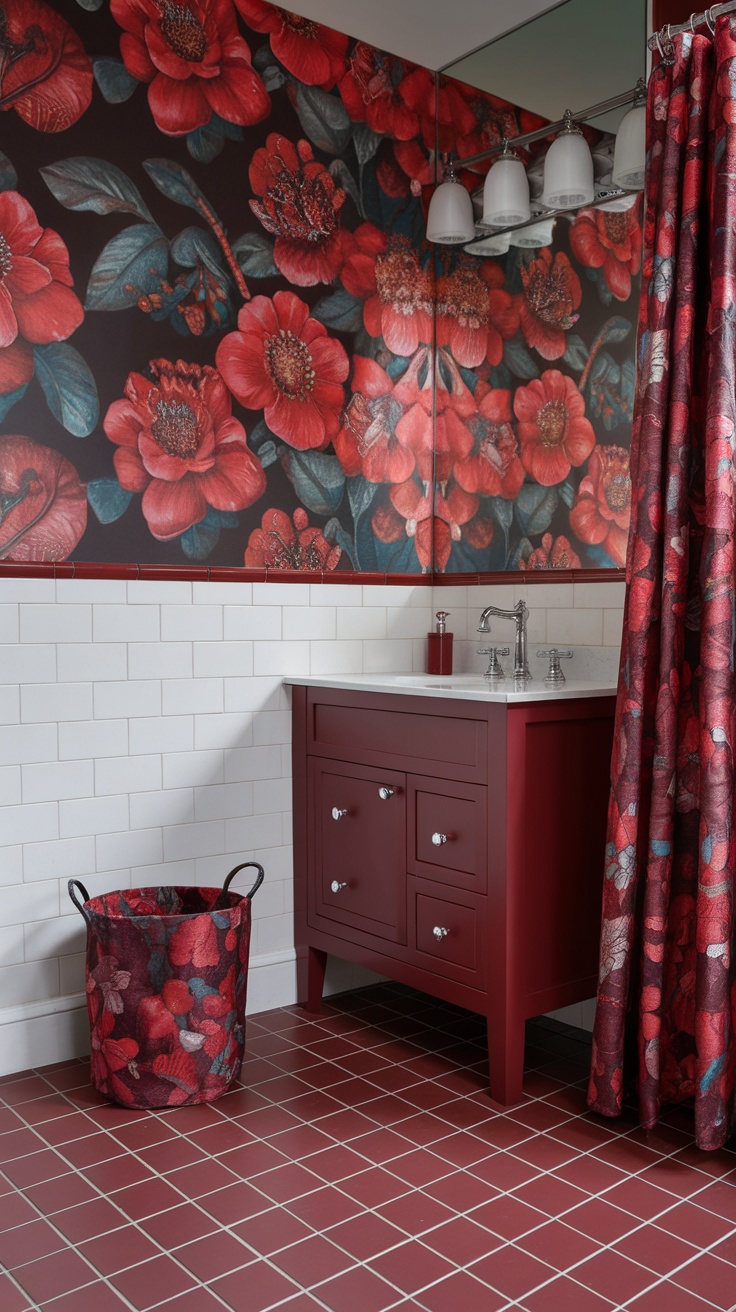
[[0, 0, 639, 578]]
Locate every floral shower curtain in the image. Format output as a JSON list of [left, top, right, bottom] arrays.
[[588, 17, 736, 1151]]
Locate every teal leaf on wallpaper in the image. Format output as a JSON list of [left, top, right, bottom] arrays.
[[329, 159, 363, 218], [282, 449, 346, 516], [503, 336, 540, 380], [514, 482, 558, 536], [587, 265, 613, 306], [186, 126, 226, 164], [0, 151, 17, 192], [599, 316, 633, 348], [85, 223, 168, 311], [34, 343, 99, 437], [588, 353, 636, 432], [0, 384, 27, 422], [311, 288, 364, 332], [325, 520, 356, 568], [563, 334, 589, 372], [559, 479, 576, 509], [295, 84, 351, 155], [231, 232, 278, 278], [488, 495, 514, 537], [257, 441, 278, 468], [509, 536, 533, 569], [352, 123, 381, 169], [87, 478, 134, 524], [489, 362, 512, 390], [143, 159, 209, 214], [347, 474, 379, 526], [261, 65, 287, 92], [386, 354, 411, 380], [171, 227, 228, 284], [180, 508, 238, 559], [93, 58, 138, 104], [41, 158, 154, 222]]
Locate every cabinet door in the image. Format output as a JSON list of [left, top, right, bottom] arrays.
[[309, 759, 407, 944], [408, 776, 487, 893]]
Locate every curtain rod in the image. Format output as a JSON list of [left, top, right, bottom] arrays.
[[452, 83, 645, 172], [647, 1, 736, 50]]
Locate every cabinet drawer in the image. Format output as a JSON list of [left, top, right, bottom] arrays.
[[309, 693, 487, 781], [409, 778, 486, 892], [309, 759, 406, 945], [412, 885, 485, 986]]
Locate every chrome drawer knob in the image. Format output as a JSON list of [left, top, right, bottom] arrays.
[[378, 786, 394, 800], [431, 832, 448, 846], [331, 807, 347, 820], [432, 926, 449, 941], [331, 880, 347, 893]]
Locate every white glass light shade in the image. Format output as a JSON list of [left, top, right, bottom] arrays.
[[465, 230, 511, 256], [510, 218, 556, 249], [481, 154, 530, 227], [426, 178, 475, 244], [542, 127, 594, 209], [596, 189, 639, 213], [612, 102, 646, 190]]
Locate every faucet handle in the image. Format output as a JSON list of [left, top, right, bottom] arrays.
[[536, 648, 573, 684], [477, 646, 509, 679]]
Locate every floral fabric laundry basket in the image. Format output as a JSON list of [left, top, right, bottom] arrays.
[[68, 863, 263, 1109]]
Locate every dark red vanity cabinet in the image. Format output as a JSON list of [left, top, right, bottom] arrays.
[[291, 683, 615, 1105]]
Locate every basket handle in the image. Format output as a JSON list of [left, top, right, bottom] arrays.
[[68, 879, 92, 924], [221, 862, 264, 902]]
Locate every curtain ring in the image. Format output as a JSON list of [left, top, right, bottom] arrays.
[[706, 7, 717, 34], [655, 28, 675, 65]]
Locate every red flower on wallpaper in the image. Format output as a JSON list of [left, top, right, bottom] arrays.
[[436, 257, 519, 369], [216, 291, 349, 450], [569, 204, 643, 301], [519, 532, 582, 570], [454, 90, 544, 174], [245, 506, 341, 569], [338, 44, 419, 140], [234, 0, 348, 88], [519, 249, 582, 360], [340, 224, 434, 357], [374, 479, 491, 572], [0, 0, 93, 133], [249, 134, 347, 287], [399, 67, 475, 155], [103, 357, 266, 540], [0, 435, 87, 562], [513, 369, 595, 487], [335, 356, 415, 484], [453, 384, 524, 499], [393, 346, 475, 485], [110, 0, 270, 136], [570, 443, 631, 566], [0, 191, 84, 394]]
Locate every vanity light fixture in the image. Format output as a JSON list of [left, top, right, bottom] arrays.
[[612, 78, 647, 190], [425, 156, 476, 245], [481, 141, 531, 227], [542, 110, 595, 209]]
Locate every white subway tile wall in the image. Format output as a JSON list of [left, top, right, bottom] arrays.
[[0, 576, 623, 1068]]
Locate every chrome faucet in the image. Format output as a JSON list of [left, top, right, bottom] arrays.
[[477, 601, 531, 680]]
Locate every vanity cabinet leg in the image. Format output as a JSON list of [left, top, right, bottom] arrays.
[[486, 1013, 525, 1106], [297, 946, 327, 1013]]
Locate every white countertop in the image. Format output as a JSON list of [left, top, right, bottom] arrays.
[[284, 672, 618, 704]]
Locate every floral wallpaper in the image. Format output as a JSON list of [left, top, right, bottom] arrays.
[[0, 0, 639, 576]]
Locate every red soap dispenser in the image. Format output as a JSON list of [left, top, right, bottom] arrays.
[[427, 610, 453, 675]]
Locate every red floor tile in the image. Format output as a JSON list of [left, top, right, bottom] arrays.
[[310, 1264, 403, 1312], [422, 1214, 502, 1266], [0, 1218, 68, 1269], [425, 1167, 497, 1212], [368, 1238, 456, 1295], [147, 1288, 228, 1312], [138, 1201, 217, 1249], [657, 1200, 736, 1248], [520, 1273, 618, 1311], [287, 1184, 363, 1230], [196, 1180, 271, 1225], [563, 1196, 640, 1244], [52, 1198, 127, 1243], [376, 1189, 454, 1236], [672, 1253, 736, 1309], [0, 1273, 36, 1312], [573, 1247, 658, 1304], [13, 1248, 96, 1304], [79, 1223, 161, 1275], [24, 1172, 98, 1215], [175, 1228, 255, 1281], [469, 1192, 550, 1241], [272, 1233, 354, 1286], [516, 1218, 601, 1270], [614, 1222, 699, 1275], [325, 1211, 404, 1261], [231, 1204, 313, 1254], [209, 1257, 299, 1310], [471, 1241, 557, 1299], [414, 1268, 508, 1312], [38, 1280, 132, 1311], [339, 1165, 411, 1208], [108, 1176, 182, 1220], [625, 1280, 721, 1311], [109, 1253, 198, 1308]]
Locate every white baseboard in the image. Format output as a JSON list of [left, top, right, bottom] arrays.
[[0, 950, 386, 1077]]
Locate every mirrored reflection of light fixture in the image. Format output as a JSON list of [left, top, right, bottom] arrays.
[[510, 218, 556, 249], [596, 187, 639, 213], [465, 230, 512, 256], [542, 110, 595, 209], [482, 143, 531, 227], [426, 157, 475, 245], [612, 79, 646, 190]]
